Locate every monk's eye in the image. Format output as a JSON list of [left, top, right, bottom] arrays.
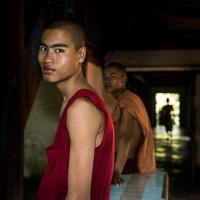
[[55, 48, 65, 53], [39, 46, 47, 52], [110, 76, 117, 80]]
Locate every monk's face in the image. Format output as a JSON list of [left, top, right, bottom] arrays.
[[103, 67, 126, 93], [38, 28, 86, 83]]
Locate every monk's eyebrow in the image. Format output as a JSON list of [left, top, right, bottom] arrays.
[[39, 42, 47, 47], [51, 43, 68, 48], [110, 72, 118, 75], [39, 42, 68, 48]]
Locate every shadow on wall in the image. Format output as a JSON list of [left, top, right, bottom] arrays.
[[24, 80, 62, 178]]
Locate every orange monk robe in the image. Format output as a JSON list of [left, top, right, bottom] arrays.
[[114, 90, 156, 173]]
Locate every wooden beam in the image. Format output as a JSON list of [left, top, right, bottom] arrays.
[[126, 66, 200, 72]]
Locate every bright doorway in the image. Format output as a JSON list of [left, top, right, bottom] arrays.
[[155, 93, 180, 128]]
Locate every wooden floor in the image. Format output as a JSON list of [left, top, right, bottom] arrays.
[[153, 125, 200, 200]]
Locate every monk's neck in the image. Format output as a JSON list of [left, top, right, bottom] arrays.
[[112, 88, 126, 100]]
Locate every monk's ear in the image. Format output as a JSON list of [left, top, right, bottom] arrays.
[[78, 46, 86, 63]]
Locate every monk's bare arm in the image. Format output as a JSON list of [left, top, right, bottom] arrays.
[[65, 99, 103, 200], [114, 108, 143, 176], [114, 109, 133, 176]]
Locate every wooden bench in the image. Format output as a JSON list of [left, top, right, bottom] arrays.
[[110, 171, 169, 200]]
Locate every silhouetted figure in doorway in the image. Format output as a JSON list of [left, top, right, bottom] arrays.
[[160, 98, 174, 139]]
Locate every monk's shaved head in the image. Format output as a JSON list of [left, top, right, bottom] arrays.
[[44, 19, 85, 50], [105, 62, 126, 77]]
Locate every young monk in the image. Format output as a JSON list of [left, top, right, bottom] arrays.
[[103, 62, 156, 185], [36, 19, 114, 200]]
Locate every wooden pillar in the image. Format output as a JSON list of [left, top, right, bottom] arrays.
[[4, 0, 24, 199], [195, 75, 200, 169]]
